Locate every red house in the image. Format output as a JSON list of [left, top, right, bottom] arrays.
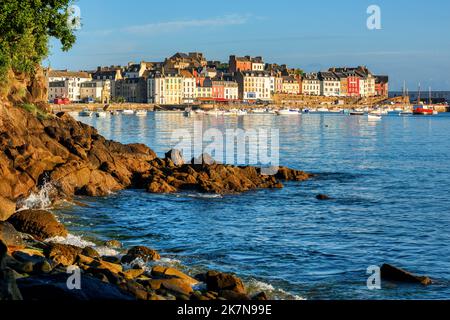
[[375, 76, 389, 97], [347, 75, 360, 97]]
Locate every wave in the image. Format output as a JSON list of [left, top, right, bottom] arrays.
[[183, 193, 223, 199], [45, 233, 120, 257], [17, 181, 55, 210], [245, 279, 306, 301]]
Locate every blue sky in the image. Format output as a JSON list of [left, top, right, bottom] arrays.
[[47, 0, 450, 90]]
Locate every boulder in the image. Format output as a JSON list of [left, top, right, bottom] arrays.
[[380, 264, 432, 285], [204, 271, 246, 294], [17, 273, 135, 301], [151, 266, 198, 286], [44, 243, 82, 266], [0, 222, 24, 248], [0, 196, 16, 221], [165, 149, 184, 166], [7, 210, 67, 241], [316, 194, 331, 201], [81, 246, 100, 258], [104, 240, 122, 249], [121, 246, 160, 264]]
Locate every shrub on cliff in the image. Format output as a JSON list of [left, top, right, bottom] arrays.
[[0, 0, 76, 83]]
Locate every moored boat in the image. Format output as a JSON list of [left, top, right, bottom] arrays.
[[276, 109, 300, 115], [135, 110, 147, 117], [367, 114, 382, 121], [413, 105, 434, 115], [122, 109, 134, 115], [79, 109, 93, 117]]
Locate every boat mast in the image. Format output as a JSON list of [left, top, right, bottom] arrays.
[[429, 87, 431, 106], [417, 82, 421, 105]]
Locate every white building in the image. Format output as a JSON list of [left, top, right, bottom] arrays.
[[302, 73, 320, 96], [47, 70, 91, 102], [236, 71, 272, 101], [319, 72, 340, 97]]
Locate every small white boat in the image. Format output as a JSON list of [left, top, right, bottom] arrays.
[[368, 114, 382, 121], [110, 110, 119, 116], [95, 110, 107, 118], [236, 110, 248, 116], [122, 109, 134, 115], [195, 109, 205, 114], [317, 107, 329, 113], [79, 109, 93, 117], [433, 110, 439, 115], [135, 110, 147, 117], [251, 109, 266, 114], [276, 109, 299, 115]]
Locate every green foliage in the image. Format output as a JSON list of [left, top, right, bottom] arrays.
[[0, 0, 77, 79], [20, 103, 49, 120]]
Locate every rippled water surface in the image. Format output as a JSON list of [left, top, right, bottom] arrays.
[[55, 112, 450, 299]]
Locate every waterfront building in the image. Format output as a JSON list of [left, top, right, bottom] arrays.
[[281, 76, 301, 95], [235, 70, 272, 101], [180, 70, 196, 104], [80, 80, 111, 103], [302, 73, 320, 96], [318, 71, 340, 96], [195, 84, 213, 99], [205, 79, 239, 101], [147, 70, 183, 105], [375, 75, 389, 97], [115, 77, 148, 103], [47, 70, 91, 102]]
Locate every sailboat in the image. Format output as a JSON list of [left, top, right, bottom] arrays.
[[413, 84, 434, 115]]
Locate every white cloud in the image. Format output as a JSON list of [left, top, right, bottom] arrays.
[[124, 14, 251, 34]]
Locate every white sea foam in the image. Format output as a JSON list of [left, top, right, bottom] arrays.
[[184, 193, 223, 199], [46, 233, 96, 248], [246, 279, 306, 301], [17, 181, 55, 210], [45, 234, 120, 256]]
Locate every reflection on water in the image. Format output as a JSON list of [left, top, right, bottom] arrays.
[[59, 112, 450, 300]]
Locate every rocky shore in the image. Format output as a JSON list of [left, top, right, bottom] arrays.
[[1, 209, 270, 301], [0, 82, 313, 300]]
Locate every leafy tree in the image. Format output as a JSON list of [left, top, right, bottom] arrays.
[[0, 0, 77, 81]]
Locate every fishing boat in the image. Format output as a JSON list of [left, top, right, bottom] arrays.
[[276, 109, 299, 115], [135, 110, 147, 117], [79, 109, 93, 117], [413, 84, 434, 115], [122, 109, 134, 115], [349, 109, 364, 116], [367, 114, 382, 121]]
